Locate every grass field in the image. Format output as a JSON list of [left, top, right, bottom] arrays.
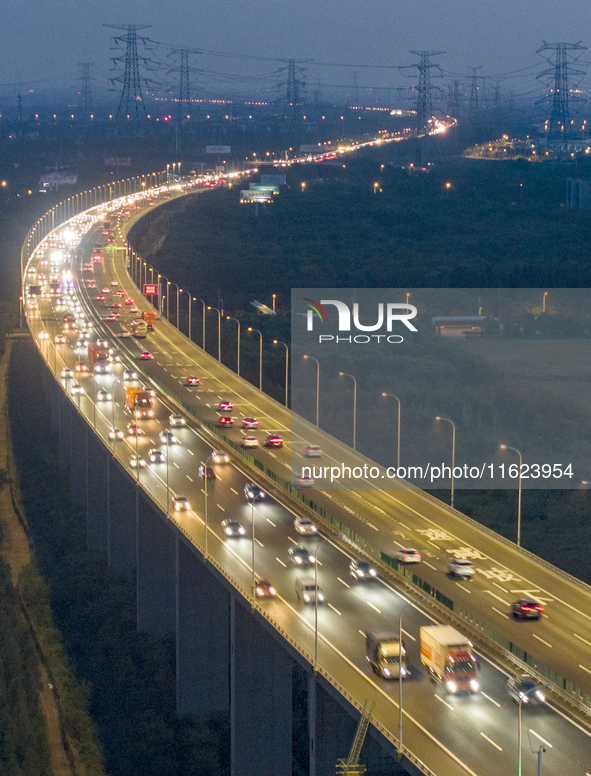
[[460, 338, 591, 417]]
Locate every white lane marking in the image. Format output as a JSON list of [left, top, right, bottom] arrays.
[[455, 583, 472, 593], [481, 692, 501, 708], [366, 601, 381, 613], [579, 664, 591, 675], [427, 541, 439, 549], [337, 577, 351, 588], [266, 518, 276, 527], [328, 603, 341, 615], [532, 634, 552, 649], [574, 633, 591, 648], [528, 729, 553, 749], [480, 732, 502, 752], [186, 475, 193, 482], [492, 582, 508, 593], [424, 561, 437, 570], [217, 504, 225, 512], [288, 536, 298, 545], [358, 629, 366, 638], [255, 538, 264, 547], [492, 607, 509, 619], [187, 449, 194, 455], [275, 557, 287, 568], [485, 590, 510, 606], [401, 629, 416, 642], [230, 487, 238, 495], [434, 694, 454, 711], [398, 522, 411, 530], [173, 461, 179, 469], [367, 523, 379, 531]]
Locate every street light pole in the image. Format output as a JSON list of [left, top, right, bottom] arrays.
[[194, 297, 205, 350], [382, 392, 401, 470], [517, 681, 555, 776], [339, 372, 357, 450], [436, 416, 456, 509], [202, 454, 214, 561], [500, 444, 523, 546], [251, 499, 256, 601], [179, 289, 191, 339], [248, 327, 263, 390], [208, 306, 221, 361], [227, 316, 241, 375], [273, 340, 289, 406], [304, 355, 320, 426], [314, 534, 343, 671]]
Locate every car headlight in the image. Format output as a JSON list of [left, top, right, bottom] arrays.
[[225, 528, 232, 535], [535, 690, 545, 702], [239, 528, 245, 535], [295, 557, 302, 564], [369, 569, 377, 576], [318, 593, 324, 601], [356, 569, 364, 577], [383, 668, 391, 677], [470, 680, 479, 691], [448, 681, 457, 693]]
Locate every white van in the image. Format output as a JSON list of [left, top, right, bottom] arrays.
[[295, 576, 324, 603]]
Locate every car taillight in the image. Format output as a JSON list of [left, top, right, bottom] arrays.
[[521, 606, 530, 611], [535, 606, 544, 611]]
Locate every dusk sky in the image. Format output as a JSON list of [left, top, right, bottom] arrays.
[[2, 1, 591, 104]]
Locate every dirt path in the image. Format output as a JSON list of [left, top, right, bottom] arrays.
[[0, 338, 78, 776]]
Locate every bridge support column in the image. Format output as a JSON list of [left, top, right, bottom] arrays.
[[70, 411, 87, 507], [230, 597, 292, 776], [108, 465, 137, 579], [86, 439, 110, 554], [309, 675, 356, 776], [137, 501, 176, 636], [57, 393, 73, 469], [176, 539, 230, 718]]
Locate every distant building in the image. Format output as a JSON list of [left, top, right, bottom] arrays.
[[566, 178, 591, 210]]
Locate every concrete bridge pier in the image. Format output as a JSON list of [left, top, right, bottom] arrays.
[[137, 501, 176, 637]]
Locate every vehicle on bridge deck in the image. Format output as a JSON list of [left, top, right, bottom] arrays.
[[420, 625, 479, 693]]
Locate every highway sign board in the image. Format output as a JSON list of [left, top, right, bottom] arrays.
[[144, 284, 158, 295]]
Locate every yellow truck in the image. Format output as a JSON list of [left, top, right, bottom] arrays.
[[124, 386, 153, 419]]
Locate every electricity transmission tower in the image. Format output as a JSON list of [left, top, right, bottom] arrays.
[[77, 62, 95, 116], [536, 41, 586, 149], [281, 58, 307, 125], [468, 66, 482, 120], [402, 51, 445, 135], [105, 24, 159, 121], [447, 79, 461, 117]]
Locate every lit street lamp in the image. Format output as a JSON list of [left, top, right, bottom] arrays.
[[500, 444, 523, 546], [208, 306, 221, 361], [382, 392, 401, 470], [248, 327, 263, 390], [542, 291, 548, 313], [273, 340, 289, 406], [303, 355, 320, 427], [193, 297, 206, 350], [436, 416, 456, 509], [339, 372, 357, 450], [227, 316, 241, 375]]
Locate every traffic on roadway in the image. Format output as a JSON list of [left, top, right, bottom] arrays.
[[23, 180, 591, 776]]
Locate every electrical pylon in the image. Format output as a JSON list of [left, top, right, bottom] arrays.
[[282, 58, 306, 125], [77, 62, 95, 116], [468, 66, 482, 120], [536, 41, 586, 148], [105, 24, 159, 121], [402, 51, 445, 135]]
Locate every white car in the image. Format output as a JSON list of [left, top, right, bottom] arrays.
[[169, 413, 186, 427], [396, 548, 422, 564], [71, 382, 84, 395], [296, 476, 315, 488], [173, 496, 190, 511], [212, 450, 230, 464], [294, 517, 318, 535], [305, 445, 323, 458], [449, 558, 475, 579], [97, 388, 112, 401], [241, 436, 259, 448], [130, 455, 146, 468], [108, 427, 124, 440], [61, 368, 74, 379]]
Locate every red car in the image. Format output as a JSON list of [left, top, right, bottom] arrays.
[[242, 417, 259, 429], [139, 351, 153, 360], [186, 376, 201, 385], [265, 433, 284, 447], [105, 313, 119, 321], [110, 303, 122, 309], [116, 290, 125, 297], [219, 416, 234, 427], [219, 400, 234, 411], [126, 423, 143, 436], [96, 295, 105, 301], [124, 297, 134, 305]]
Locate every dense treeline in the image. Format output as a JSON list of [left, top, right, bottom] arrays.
[[0, 554, 52, 776], [8, 339, 229, 776]]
